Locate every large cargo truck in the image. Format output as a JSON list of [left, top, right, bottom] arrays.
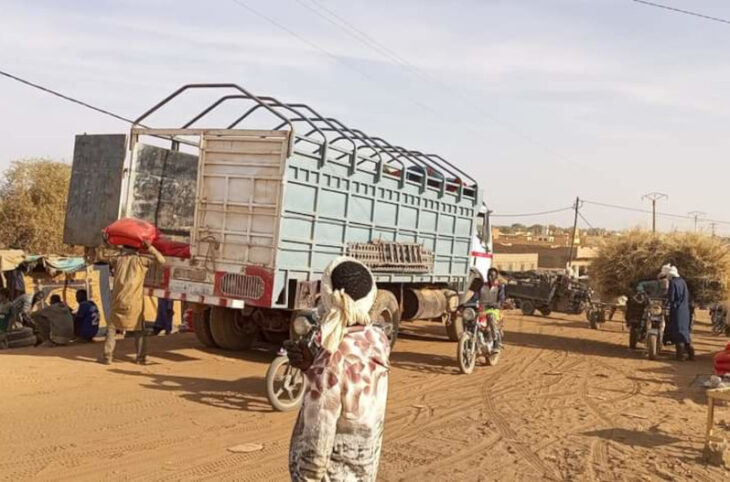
[[63, 83, 492, 349]]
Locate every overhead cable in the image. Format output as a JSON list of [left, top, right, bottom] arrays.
[[632, 0, 730, 26], [0, 69, 136, 124]]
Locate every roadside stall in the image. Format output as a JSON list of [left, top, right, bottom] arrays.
[[0, 250, 111, 348]]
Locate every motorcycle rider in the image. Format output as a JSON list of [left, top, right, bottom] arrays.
[[479, 268, 506, 352]]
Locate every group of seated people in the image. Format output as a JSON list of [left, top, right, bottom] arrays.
[[1, 288, 100, 346]]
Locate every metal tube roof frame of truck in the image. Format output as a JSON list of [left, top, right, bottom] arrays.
[[63, 83, 492, 347]]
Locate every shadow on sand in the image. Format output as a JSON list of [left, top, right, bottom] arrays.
[[110, 368, 273, 412]]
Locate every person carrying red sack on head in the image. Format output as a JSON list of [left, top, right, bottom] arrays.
[[93, 240, 165, 365]]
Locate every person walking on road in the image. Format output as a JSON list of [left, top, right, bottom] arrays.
[[287, 257, 390, 482], [97, 241, 165, 365], [663, 265, 694, 361]]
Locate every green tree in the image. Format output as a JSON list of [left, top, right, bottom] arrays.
[[0, 159, 73, 254]]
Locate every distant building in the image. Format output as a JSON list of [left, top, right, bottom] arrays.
[[493, 253, 539, 273], [493, 229, 581, 247], [494, 243, 598, 277]]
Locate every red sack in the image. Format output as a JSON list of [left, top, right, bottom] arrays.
[[103, 218, 160, 249], [152, 237, 191, 259], [714, 349, 730, 375]]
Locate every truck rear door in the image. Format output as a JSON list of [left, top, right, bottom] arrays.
[[193, 130, 290, 271]]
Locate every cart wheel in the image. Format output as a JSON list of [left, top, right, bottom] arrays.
[[521, 301, 536, 316]]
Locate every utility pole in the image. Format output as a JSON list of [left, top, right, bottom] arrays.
[[710, 222, 717, 237], [567, 197, 580, 269], [688, 211, 707, 232], [642, 192, 667, 233]]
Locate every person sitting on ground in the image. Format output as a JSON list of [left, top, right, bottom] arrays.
[[94, 241, 165, 365], [49, 294, 65, 306], [30, 295, 75, 346], [73, 289, 99, 342], [286, 257, 390, 482], [4, 290, 44, 331]]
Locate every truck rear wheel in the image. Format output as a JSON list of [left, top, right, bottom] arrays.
[[369, 290, 400, 349], [209, 307, 259, 350], [193, 308, 217, 348]]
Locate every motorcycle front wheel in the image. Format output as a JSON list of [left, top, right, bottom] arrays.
[[266, 356, 306, 412], [457, 333, 477, 374], [647, 333, 658, 360]]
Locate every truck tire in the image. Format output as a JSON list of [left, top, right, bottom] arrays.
[[539, 308, 552, 317], [446, 313, 464, 341], [209, 307, 259, 350], [520, 300, 536, 316], [193, 308, 217, 348], [369, 290, 400, 349]]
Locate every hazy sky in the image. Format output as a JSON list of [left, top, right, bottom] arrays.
[[2, 0, 729, 233]]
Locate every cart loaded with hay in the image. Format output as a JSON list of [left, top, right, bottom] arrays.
[[590, 231, 730, 336], [591, 231, 730, 306]]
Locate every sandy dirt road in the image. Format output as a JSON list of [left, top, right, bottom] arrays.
[[1, 311, 729, 481]]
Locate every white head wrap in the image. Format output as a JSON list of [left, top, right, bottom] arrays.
[[659, 263, 679, 278], [319, 256, 377, 353]]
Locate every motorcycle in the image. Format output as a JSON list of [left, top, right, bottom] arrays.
[[626, 286, 665, 360], [265, 309, 321, 412], [457, 298, 503, 374]]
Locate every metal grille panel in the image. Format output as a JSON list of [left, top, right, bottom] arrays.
[[219, 273, 264, 299]]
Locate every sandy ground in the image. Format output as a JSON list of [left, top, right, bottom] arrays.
[[1, 311, 729, 481]]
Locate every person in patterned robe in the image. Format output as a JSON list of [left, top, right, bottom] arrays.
[[288, 257, 390, 482]]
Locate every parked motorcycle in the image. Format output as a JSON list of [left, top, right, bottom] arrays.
[[626, 282, 665, 360], [265, 310, 320, 412], [456, 298, 503, 374]]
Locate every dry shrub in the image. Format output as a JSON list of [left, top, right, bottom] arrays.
[[591, 230, 730, 304], [0, 159, 79, 255]]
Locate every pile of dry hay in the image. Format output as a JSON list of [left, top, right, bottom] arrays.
[[590, 231, 730, 304]]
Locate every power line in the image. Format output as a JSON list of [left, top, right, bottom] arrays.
[[253, 0, 583, 168], [297, 0, 411, 67], [228, 0, 460, 126], [582, 199, 693, 220], [585, 199, 730, 226], [491, 206, 574, 218], [632, 0, 730, 26], [578, 211, 595, 230], [0, 69, 136, 125]]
